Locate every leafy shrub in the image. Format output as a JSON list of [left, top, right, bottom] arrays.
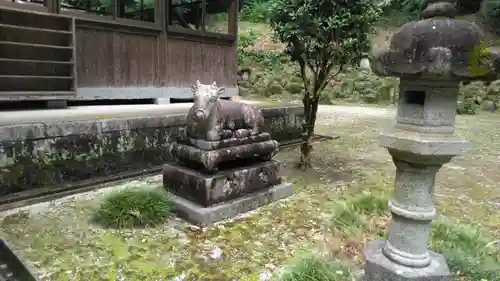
[[269, 0, 380, 169], [456, 0, 483, 14], [275, 254, 354, 281], [240, 0, 273, 23], [379, 0, 422, 25], [456, 99, 478, 115], [333, 191, 389, 232], [237, 30, 287, 70], [237, 30, 258, 65], [92, 188, 173, 228], [481, 0, 500, 35], [430, 220, 500, 281]]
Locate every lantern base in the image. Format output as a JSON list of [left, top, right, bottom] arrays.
[[363, 240, 451, 281]]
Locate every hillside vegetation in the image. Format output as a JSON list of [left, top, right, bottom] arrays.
[[236, 0, 500, 115]]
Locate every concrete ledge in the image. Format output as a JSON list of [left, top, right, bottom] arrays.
[[0, 102, 304, 140], [169, 182, 293, 226]]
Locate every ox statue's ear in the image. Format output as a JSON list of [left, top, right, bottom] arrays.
[[217, 87, 226, 96]]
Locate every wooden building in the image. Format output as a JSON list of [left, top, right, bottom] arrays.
[[0, 0, 239, 107]]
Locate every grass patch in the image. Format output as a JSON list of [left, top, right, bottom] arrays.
[[430, 220, 500, 281], [275, 254, 355, 281], [330, 191, 500, 281], [92, 188, 172, 228], [333, 191, 389, 233]]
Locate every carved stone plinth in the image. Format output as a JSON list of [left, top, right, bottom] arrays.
[[170, 137, 279, 173], [163, 160, 282, 207], [183, 132, 273, 150]]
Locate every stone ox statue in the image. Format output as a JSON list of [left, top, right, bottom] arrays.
[[186, 80, 266, 141]]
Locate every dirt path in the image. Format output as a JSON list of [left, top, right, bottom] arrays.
[[316, 104, 395, 125]]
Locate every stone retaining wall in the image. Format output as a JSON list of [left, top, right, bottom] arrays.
[[0, 105, 304, 201]]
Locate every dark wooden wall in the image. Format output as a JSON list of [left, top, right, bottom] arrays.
[[75, 27, 236, 88]]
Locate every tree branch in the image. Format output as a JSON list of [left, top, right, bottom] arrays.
[[298, 57, 310, 96], [319, 64, 343, 92]]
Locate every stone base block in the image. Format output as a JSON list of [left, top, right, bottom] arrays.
[[168, 182, 293, 226], [163, 161, 282, 206], [364, 240, 451, 281]]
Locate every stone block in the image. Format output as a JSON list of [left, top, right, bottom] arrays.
[[379, 129, 469, 160], [364, 240, 451, 281], [163, 161, 282, 207], [168, 182, 293, 226]]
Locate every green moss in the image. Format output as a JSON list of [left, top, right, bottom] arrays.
[[0, 114, 303, 196]]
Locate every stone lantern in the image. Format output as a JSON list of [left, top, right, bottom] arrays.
[[364, 0, 500, 281]]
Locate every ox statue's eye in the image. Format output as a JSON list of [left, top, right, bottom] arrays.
[[210, 95, 217, 102]]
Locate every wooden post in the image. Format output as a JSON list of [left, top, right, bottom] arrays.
[[228, 0, 238, 36], [156, 0, 165, 30], [201, 0, 206, 31], [47, 0, 60, 13], [113, 0, 119, 20]]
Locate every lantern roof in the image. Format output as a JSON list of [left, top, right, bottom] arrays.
[[371, 0, 500, 80]]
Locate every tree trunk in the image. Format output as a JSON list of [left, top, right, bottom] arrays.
[[298, 92, 319, 170]]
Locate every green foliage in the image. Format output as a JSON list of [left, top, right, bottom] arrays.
[[240, 0, 273, 23], [274, 254, 354, 281], [379, 0, 422, 25], [481, 0, 500, 35], [269, 0, 381, 90], [92, 188, 173, 228], [269, 0, 381, 168], [237, 30, 286, 70], [326, 69, 398, 104], [430, 220, 500, 281], [64, 0, 155, 14], [332, 192, 500, 281], [333, 191, 388, 234], [456, 0, 483, 14], [456, 99, 478, 115]]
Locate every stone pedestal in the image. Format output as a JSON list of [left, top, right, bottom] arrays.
[[164, 160, 282, 207], [363, 80, 468, 280], [163, 159, 292, 226], [364, 0, 500, 279], [163, 81, 292, 226], [364, 241, 450, 281]]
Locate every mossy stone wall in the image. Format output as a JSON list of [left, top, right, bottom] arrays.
[[0, 105, 303, 201]]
